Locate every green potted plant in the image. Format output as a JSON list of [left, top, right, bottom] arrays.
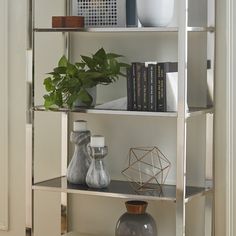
[[43, 47, 130, 109]]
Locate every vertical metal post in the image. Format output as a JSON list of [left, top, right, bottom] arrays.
[[176, 0, 188, 235], [206, 0, 215, 107], [61, 112, 68, 235], [61, 1, 71, 235], [206, 0, 215, 235], [204, 113, 214, 236], [26, 0, 35, 235]]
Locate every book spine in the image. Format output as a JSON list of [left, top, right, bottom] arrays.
[[131, 63, 137, 110], [141, 65, 148, 111], [126, 67, 133, 111], [157, 63, 165, 112], [148, 64, 157, 111], [136, 63, 143, 111]]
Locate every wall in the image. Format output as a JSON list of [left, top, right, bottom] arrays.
[[0, 0, 27, 236], [0, 0, 9, 230], [214, 0, 227, 235]]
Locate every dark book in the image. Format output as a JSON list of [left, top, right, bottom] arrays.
[[126, 67, 133, 111], [141, 65, 148, 111], [131, 63, 138, 110], [147, 63, 157, 112], [157, 62, 178, 112], [136, 63, 144, 111]]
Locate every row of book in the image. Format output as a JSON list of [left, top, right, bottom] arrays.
[[126, 61, 178, 112]]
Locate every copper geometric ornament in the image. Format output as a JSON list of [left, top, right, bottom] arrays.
[[122, 147, 171, 192]]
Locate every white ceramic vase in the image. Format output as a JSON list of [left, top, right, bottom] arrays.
[[137, 0, 175, 27], [73, 86, 97, 107]]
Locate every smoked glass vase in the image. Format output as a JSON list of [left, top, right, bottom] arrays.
[[115, 201, 157, 236]]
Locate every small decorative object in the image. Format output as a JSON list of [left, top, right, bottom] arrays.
[[136, 0, 174, 27], [122, 147, 171, 191], [115, 200, 157, 236], [86, 135, 110, 189], [66, 120, 91, 185], [72, 0, 126, 27], [43, 48, 130, 109], [52, 16, 84, 28]]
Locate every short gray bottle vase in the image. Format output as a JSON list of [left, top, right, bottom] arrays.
[[66, 120, 91, 185], [115, 201, 157, 236], [86, 135, 110, 189]]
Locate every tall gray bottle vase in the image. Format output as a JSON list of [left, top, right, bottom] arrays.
[[66, 120, 91, 185]]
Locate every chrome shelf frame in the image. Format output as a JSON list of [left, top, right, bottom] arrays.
[[33, 26, 215, 33]]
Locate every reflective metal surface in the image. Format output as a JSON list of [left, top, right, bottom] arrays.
[[33, 176, 212, 203], [33, 26, 215, 33]]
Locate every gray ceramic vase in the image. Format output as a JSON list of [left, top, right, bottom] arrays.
[[66, 130, 91, 185], [115, 201, 157, 236]]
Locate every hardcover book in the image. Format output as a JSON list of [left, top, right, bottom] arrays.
[[141, 65, 148, 111], [157, 62, 178, 112], [136, 63, 144, 111], [126, 68, 133, 111], [147, 63, 157, 112]]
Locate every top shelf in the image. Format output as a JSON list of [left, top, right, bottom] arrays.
[[34, 26, 215, 33]]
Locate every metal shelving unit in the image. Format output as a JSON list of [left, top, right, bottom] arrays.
[[26, 0, 215, 235]]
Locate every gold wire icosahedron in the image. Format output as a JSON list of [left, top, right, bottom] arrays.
[[122, 146, 171, 192]]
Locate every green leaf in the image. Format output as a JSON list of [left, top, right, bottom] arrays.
[[81, 56, 95, 69], [94, 47, 106, 60], [66, 92, 80, 108], [78, 88, 93, 106], [66, 63, 78, 77], [75, 62, 86, 69], [58, 55, 68, 67], [43, 94, 57, 109], [109, 59, 119, 74], [81, 71, 104, 79], [54, 66, 67, 74], [43, 77, 54, 92], [107, 53, 123, 59], [54, 91, 63, 107]]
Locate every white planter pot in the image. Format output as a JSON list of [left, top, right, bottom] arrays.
[[74, 87, 97, 108], [137, 0, 175, 27]]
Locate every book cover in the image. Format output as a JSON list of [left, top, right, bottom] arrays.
[[157, 62, 178, 112], [131, 63, 138, 110], [136, 63, 144, 111], [126, 67, 133, 111], [141, 65, 148, 111], [147, 63, 157, 112]]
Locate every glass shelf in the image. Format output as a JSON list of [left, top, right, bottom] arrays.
[[33, 177, 212, 203], [34, 26, 215, 33], [33, 105, 214, 118]]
